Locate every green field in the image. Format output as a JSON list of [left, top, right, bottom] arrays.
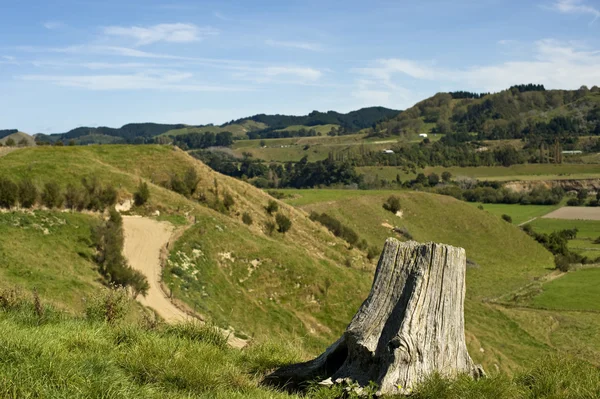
[[274, 124, 339, 134], [470, 202, 563, 225], [531, 268, 600, 311], [529, 218, 600, 259], [163, 120, 268, 138], [358, 164, 600, 182]]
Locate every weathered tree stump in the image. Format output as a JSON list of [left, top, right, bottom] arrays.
[[264, 239, 484, 395]]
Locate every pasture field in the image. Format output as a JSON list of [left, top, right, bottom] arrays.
[[531, 268, 600, 311], [529, 217, 600, 259], [274, 124, 339, 134], [163, 120, 268, 138], [470, 203, 563, 225], [358, 164, 600, 183]]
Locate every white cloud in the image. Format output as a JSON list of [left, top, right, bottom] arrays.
[[265, 39, 323, 52], [43, 21, 64, 30], [103, 23, 218, 46], [354, 39, 600, 94], [232, 65, 323, 84], [550, 0, 600, 23], [17, 71, 249, 92]]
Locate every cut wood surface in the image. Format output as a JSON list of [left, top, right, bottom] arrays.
[[265, 238, 483, 395]]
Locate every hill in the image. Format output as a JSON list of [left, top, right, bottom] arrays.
[[371, 85, 600, 142], [0, 131, 35, 146], [0, 144, 573, 373], [30, 106, 400, 145]]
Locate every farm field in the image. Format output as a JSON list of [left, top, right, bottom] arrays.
[[274, 124, 339, 134], [470, 202, 563, 225], [530, 268, 600, 311], [543, 206, 600, 221], [358, 164, 600, 183], [529, 217, 600, 259], [162, 120, 268, 138]]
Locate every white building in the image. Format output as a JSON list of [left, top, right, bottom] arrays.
[[382, 149, 395, 154], [419, 133, 428, 138]]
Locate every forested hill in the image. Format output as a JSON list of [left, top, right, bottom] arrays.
[[371, 84, 600, 143], [32, 106, 400, 145], [225, 106, 401, 132]]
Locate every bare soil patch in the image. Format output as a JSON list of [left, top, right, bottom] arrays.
[[542, 207, 600, 221]]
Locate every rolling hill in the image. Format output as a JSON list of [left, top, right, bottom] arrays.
[[0, 131, 36, 146]]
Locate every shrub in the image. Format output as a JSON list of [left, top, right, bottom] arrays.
[[134, 181, 150, 206], [265, 199, 279, 215], [555, 255, 572, 272], [85, 287, 131, 324], [0, 177, 18, 208], [594, 236, 600, 244], [383, 196, 401, 214], [5, 138, 15, 147], [41, 182, 63, 209], [17, 179, 38, 208], [223, 192, 235, 210], [265, 221, 276, 235], [367, 246, 380, 261], [65, 183, 86, 210], [501, 214, 513, 223], [477, 204, 484, 210], [566, 198, 580, 206], [441, 171, 452, 182], [242, 212, 253, 225], [100, 186, 118, 208], [393, 226, 413, 240], [169, 174, 188, 197], [310, 212, 362, 247], [276, 213, 292, 234], [183, 167, 200, 197]]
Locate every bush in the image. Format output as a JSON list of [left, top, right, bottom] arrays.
[[242, 212, 253, 225], [441, 171, 452, 182], [5, 138, 15, 147], [501, 214, 513, 223], [65, 183, 86, 210], [223, 192, 235, 210], [41, 182, 63, 209], [265, 221, 276, 235], [310, 212, 362, 247], [18, 179, 38, 208], [0, 177, 18, 208], [100, 186, 118, 208], [383, 196, 401, 214], [276, 213, 292, 234], [367, 246, 380, 261], [567, 198, 580, 206], [555, 255, 572, 272], [183, 167, 200, 197], [85, 287, 131, 324], [134, 182, 150, 206], [265, 199, 279, 215]]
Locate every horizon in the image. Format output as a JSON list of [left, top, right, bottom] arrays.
[[1, 0, 600, 133]]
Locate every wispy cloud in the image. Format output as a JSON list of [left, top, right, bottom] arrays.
[[265, 39, 323, 52], [103, 23, 218, 46], [43, 21, 65, 30], [550, 0, 600, 23], [214, 11, 232, 21], [17, 71, 250, 92], [353, 39, 600, 99]]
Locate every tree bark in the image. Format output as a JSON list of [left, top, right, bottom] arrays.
[[264, 239, 484, 395]]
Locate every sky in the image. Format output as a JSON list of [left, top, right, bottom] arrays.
[[1, 0, 600, 133]]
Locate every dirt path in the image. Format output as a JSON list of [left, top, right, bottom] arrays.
[[122, 216, 248, 348], [122, 216, 190, 322]]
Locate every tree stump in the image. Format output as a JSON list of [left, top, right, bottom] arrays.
[[264, 239, 484, 395]]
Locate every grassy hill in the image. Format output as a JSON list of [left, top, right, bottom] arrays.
[[0, 132, 35, 146], [3, 144, 600, 379], [163, 120, 269, 139]]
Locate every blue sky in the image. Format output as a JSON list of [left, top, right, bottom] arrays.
[[1, 0, 599, 133]]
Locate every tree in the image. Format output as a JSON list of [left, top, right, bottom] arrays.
[[65, 183, 85, 210], [577, 189, 589, 205], [5, 138, 15, 147], [41, 182, 64, 209], [265, 240, 483, 395], [17, 138, 29, 147], [265, 199, 279, 215], [428, 173, 440, 186], [242, 212, 253, 225], [134, 182, 150, 206], [183, 167, 200, 197], [501, 214, 513, 223], [275, 213, 292, 234], [442, 171, 452, 183], [100, 186, 118, 208], [68, 139, 76, 146], [0, 177, 18, 208], [18, 179, 38, 208], [223, 192, 235, 210], [383, 196, 401, 214]]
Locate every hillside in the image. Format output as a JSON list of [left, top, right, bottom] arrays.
[[30, 106, 400, 145], [372, 85, 600, 141], [0, 131, 35, 146]]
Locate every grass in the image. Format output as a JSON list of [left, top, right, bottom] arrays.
[[274, 124, 339, 134], [469, 203, 563, 225], [531, 268, 600, 311], [358, 164, 600, 183], [529, 218, 600, 259], [163, 120, 268, 138], [0, 211, 103, 313], [2, 297, 600, 398]]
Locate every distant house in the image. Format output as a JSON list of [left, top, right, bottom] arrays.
[[419, 133, 428, 138], [561, 150, 582, 154], [382, 149, 395, 154]]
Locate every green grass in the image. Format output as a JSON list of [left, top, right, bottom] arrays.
[[274, 124, 339, 134], [358, 164, 600, 183], [529, 218, 600, 259], [163, 120, 268, 138], [0, 211, 103, 312], [531, 268, 600, 311], [469, 203, 562, 225]]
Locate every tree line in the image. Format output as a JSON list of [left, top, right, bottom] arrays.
[[172, 131, 233, 150]]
